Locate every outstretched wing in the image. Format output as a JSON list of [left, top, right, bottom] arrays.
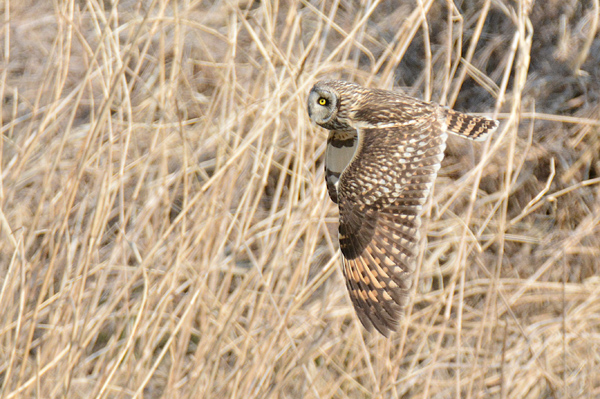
[[337, 115, 447, 336]]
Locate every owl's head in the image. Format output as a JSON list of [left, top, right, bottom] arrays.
[[308, 80, 366, 130], [307, 81, 340, 126]]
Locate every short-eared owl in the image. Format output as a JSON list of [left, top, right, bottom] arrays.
[[308, 80, 498, 336]]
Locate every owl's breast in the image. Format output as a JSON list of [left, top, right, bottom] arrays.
[[325, 130, 359, 203]]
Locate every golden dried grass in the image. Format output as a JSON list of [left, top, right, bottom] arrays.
[[1, 0, 599, 398]]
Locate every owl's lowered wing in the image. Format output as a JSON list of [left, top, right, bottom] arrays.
[[337, 117, 447, 336]]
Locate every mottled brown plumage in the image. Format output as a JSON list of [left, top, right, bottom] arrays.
[[308, 80, 498, 336]]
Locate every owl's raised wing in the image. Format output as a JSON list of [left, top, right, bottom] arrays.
[[337, 116, 447, 336]]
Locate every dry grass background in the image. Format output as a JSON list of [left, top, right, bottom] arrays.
[[1, 0, 599, 398]]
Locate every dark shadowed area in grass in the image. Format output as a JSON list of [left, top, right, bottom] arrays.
[[1, 0, 599, 398]]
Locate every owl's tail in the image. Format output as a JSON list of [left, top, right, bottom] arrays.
[[441, 108, 499, 141]]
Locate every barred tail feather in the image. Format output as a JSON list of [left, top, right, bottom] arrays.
[[442, 108, 498, 141]]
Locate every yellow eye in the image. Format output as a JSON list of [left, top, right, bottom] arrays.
[[318, 97, 328, 106]]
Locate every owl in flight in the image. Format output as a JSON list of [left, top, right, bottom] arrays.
[[307, 80, 498, 336]]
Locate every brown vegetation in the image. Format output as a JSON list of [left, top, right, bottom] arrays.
[[1, 0, 599, 398]]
